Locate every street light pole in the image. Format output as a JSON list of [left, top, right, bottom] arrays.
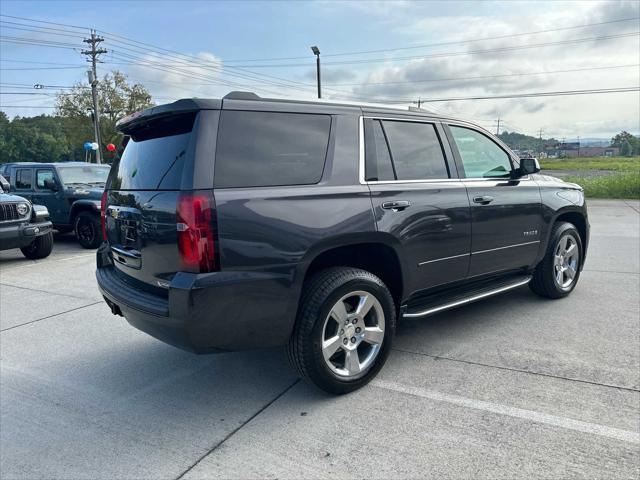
[[311, 46, 321, 99]]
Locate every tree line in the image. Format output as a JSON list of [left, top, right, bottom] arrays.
[[1, 71, 638, 164], [0, 71, 152, 164]]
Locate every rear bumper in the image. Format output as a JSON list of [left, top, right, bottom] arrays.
[[0, 220, 52, 250], [95, 244, 298, 353]]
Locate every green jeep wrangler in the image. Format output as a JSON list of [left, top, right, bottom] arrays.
[[0, 162, 109, 248]]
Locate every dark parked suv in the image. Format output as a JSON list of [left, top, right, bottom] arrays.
[[0, 175, 53, 259], [96, 92, 589, 393], [0, 162, 110, 248]]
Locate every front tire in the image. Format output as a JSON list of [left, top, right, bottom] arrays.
[[20, 232, 53, 259], [74, 212, 101, 249], [530, 222, 583, 299], [287, 267, 396, 394]]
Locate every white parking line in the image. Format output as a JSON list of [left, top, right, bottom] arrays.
[[372, 380, 640, 444], [0, 253, 94, 272]]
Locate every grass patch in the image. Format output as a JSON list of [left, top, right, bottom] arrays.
[[563, 171, 640, 199], [540, 156, 640, 171]]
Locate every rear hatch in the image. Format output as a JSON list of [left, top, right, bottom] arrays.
[[104, 110, 217, 295]]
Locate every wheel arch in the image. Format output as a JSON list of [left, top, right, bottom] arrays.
[[70, 200, 101, 225], [296, 233, 408, 309], [548, 207, 589, 268]]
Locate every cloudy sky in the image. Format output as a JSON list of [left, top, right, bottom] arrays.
[[1, 0, 639, 139]]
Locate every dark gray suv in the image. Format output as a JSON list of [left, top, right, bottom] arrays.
[[96, 92, 589, 394]]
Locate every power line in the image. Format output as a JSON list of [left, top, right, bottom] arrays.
[[0, 59, 84, 66], [221, 16, 640, 61], [223, 32, 640, 68], [0, 66, 86, 70], [0, 105, 57, 108], [414, 86, 640, 103], [326, 63, 640, 87], [0, 14, 88, 31]]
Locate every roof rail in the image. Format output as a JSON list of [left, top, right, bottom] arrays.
[[407, 106, 436, 114], [223, 91, 261, 100]]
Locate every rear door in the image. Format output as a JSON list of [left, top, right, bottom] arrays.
[[104, 111, 208, 291], [445, 123, 542, 277], [12, 168, 34, 202], [363, 116, 471, 293]]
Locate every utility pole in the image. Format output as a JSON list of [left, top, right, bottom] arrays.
[[577, 135, 581, 157], [82, 30, 107, 164], [417, 97, 421, 109], [538, 128, 544, 158], [495, 117, 501, 135]]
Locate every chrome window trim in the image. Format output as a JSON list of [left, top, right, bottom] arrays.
[[358, 115, 455, 185], [359, 115, 530, 185]]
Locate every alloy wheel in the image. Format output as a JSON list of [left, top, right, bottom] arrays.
[[321, 290, 385, 377], [553, 234, 580, 289]]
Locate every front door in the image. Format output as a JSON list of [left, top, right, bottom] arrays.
[[363, 116, 471, 294], [32, 168, 66, 225], [445, 124, 542, 277]]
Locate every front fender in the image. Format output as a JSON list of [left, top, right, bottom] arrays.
[[70, 199, 101, 220]]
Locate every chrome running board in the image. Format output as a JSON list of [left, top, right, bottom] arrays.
[[403, 276, 532, 319]]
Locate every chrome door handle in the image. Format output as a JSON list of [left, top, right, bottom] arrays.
[[473, 195, 494, 205], [382, 200, 411, 211]]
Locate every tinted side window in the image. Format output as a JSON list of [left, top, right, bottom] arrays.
[[449, 126, 512, 178], [15, 169, 32, 189], [37, 170, 55, 189], [381, 121, 449, 180], [215, 111, 331, 188], [364, 119, 395, 181]]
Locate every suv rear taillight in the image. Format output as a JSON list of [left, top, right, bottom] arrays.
[[100, 190, 107, 241], [176, 191, 218, 273]]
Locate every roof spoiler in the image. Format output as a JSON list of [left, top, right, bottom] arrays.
[[223, 91, 261, 101], [116, 98, 220, 133]]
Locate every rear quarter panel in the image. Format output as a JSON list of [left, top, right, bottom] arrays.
[[213, 113, 378, 344]]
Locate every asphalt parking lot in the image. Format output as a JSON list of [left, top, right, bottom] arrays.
[[1, 199, 639, 479]]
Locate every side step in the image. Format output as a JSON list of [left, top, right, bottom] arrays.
[[403, 274, 532, 319]]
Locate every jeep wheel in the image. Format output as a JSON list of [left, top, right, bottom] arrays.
[[74, 212, 101, 249], [287, 267, 396, 394], [530, 222, 583, 299], [20, 231, 53, 259]]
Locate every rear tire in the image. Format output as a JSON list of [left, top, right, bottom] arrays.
[[20, 232, 53, 259], [287, 267, 396, 394], [530, 222, 582, 299], [74, 212, 101, 249]]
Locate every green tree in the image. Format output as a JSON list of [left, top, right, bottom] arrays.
[[611, 131, 639, 155], [56, 70, 153, 162], [0, 114, 72, 164], [620, 139, 632, 156]]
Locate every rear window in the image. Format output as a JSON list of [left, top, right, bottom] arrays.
[[109, 113, 196, 190], [215, 111, 331, 188]]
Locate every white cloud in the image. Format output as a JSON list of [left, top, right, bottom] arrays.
[[327, 0, 640, 137]]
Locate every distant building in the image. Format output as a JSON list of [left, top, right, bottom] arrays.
[[544, 142, 619, 157]]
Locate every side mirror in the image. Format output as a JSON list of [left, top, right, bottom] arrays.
[[0, 175, 10, 193], [44, 178, 59, 191], [515, 157, 540, 177]]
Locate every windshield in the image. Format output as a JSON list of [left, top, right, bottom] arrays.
[[57, 166, 110, 186]]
